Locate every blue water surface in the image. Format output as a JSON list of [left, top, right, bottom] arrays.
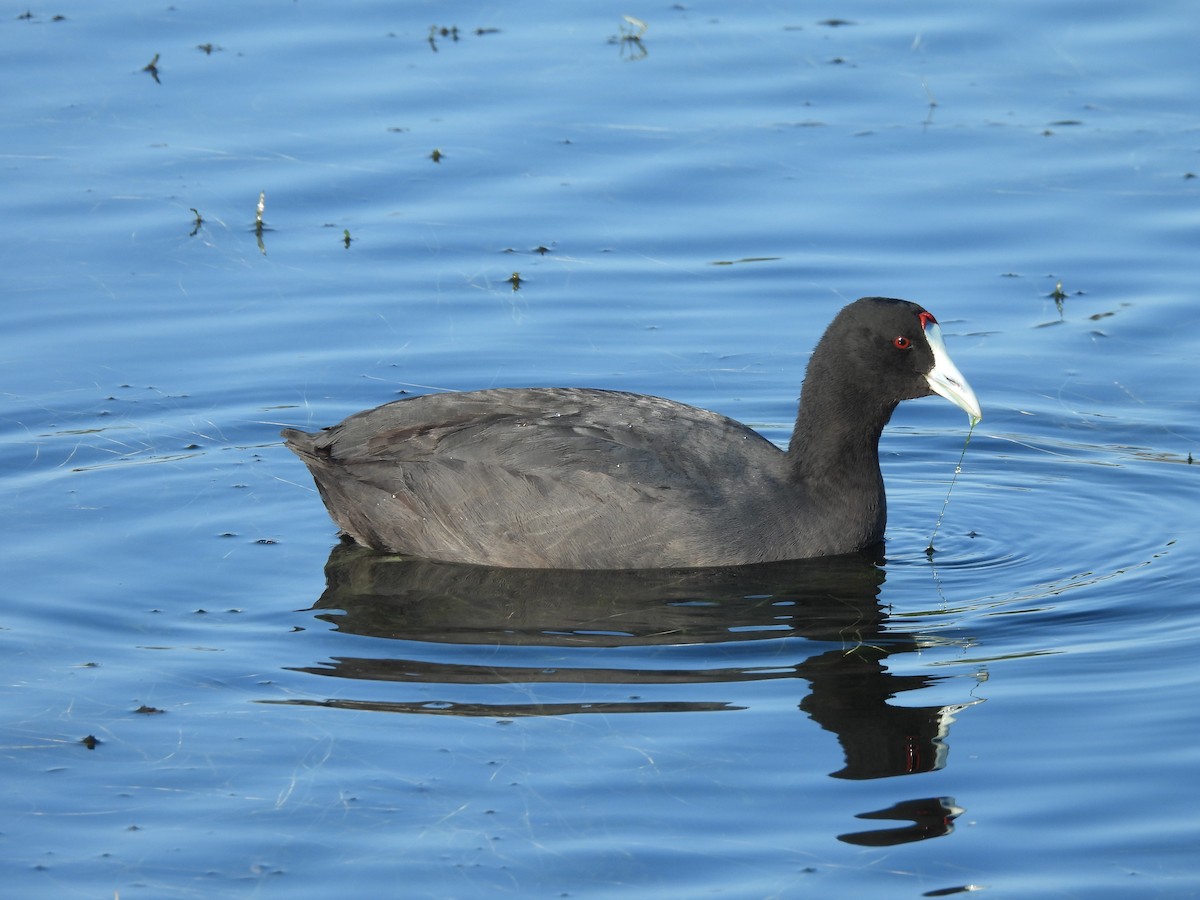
[[2, 1, 1198, 897]]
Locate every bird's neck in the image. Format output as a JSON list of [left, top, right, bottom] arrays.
[[786, 365, 895, 489]]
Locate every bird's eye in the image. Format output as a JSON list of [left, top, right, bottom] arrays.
[[893, 335, 912, 350]]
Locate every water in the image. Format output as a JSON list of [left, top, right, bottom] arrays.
[[3, 2, 1198, 897]]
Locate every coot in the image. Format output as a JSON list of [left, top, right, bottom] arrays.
[[283, 297, 981, 569]]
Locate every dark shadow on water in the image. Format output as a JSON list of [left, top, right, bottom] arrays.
[[266, 542, 981, 844], [839, 797, 964, 846], [271, 542, 979, 803]]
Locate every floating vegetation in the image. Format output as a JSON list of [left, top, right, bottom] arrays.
[[189, 208, 204, 237], [196, 42, 223, 55], [1031, 278, 1088, 326], [1041, 120, 1083, 137], [17, 9, 64, 21], [343, 229, 353, 248], [1050, 280, 1068, 316], [430, 148, 443, 163], [922, 884, 986, 897], [710, 256, 782, 266], [609, 15, 648, 60], [502, 244, 555, 256], [921, 79, 938, 127], [253, 191, 269, 255], [426, 24, 500, 51], [508, 272, 522, 291], [142, 52, 161, 83], [428, 24, 459, 52]]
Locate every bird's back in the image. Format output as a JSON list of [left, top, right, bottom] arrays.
[[282, 387, 795, 568]]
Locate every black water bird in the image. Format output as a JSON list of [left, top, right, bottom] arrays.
[[283, 296, 981, 568]]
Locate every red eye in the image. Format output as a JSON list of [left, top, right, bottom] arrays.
[[893, 335, 912, 350]]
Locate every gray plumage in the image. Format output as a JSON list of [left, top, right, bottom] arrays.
[[282, 297, 980, 569]]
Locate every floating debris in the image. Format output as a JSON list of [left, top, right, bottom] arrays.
[[430, 148, 443, 163], [922, 885, 986, 897], [142, 52, 161, 83], [1050, 280, 1068, 316], [19, 8, 67, 21], [711, 256, 782, 266], [609, 15, 648, 60], [254, 192, 268, 255], [428, 24, 460, 52]]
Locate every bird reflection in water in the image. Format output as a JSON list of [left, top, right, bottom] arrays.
[[271, 541, 983, 845]]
